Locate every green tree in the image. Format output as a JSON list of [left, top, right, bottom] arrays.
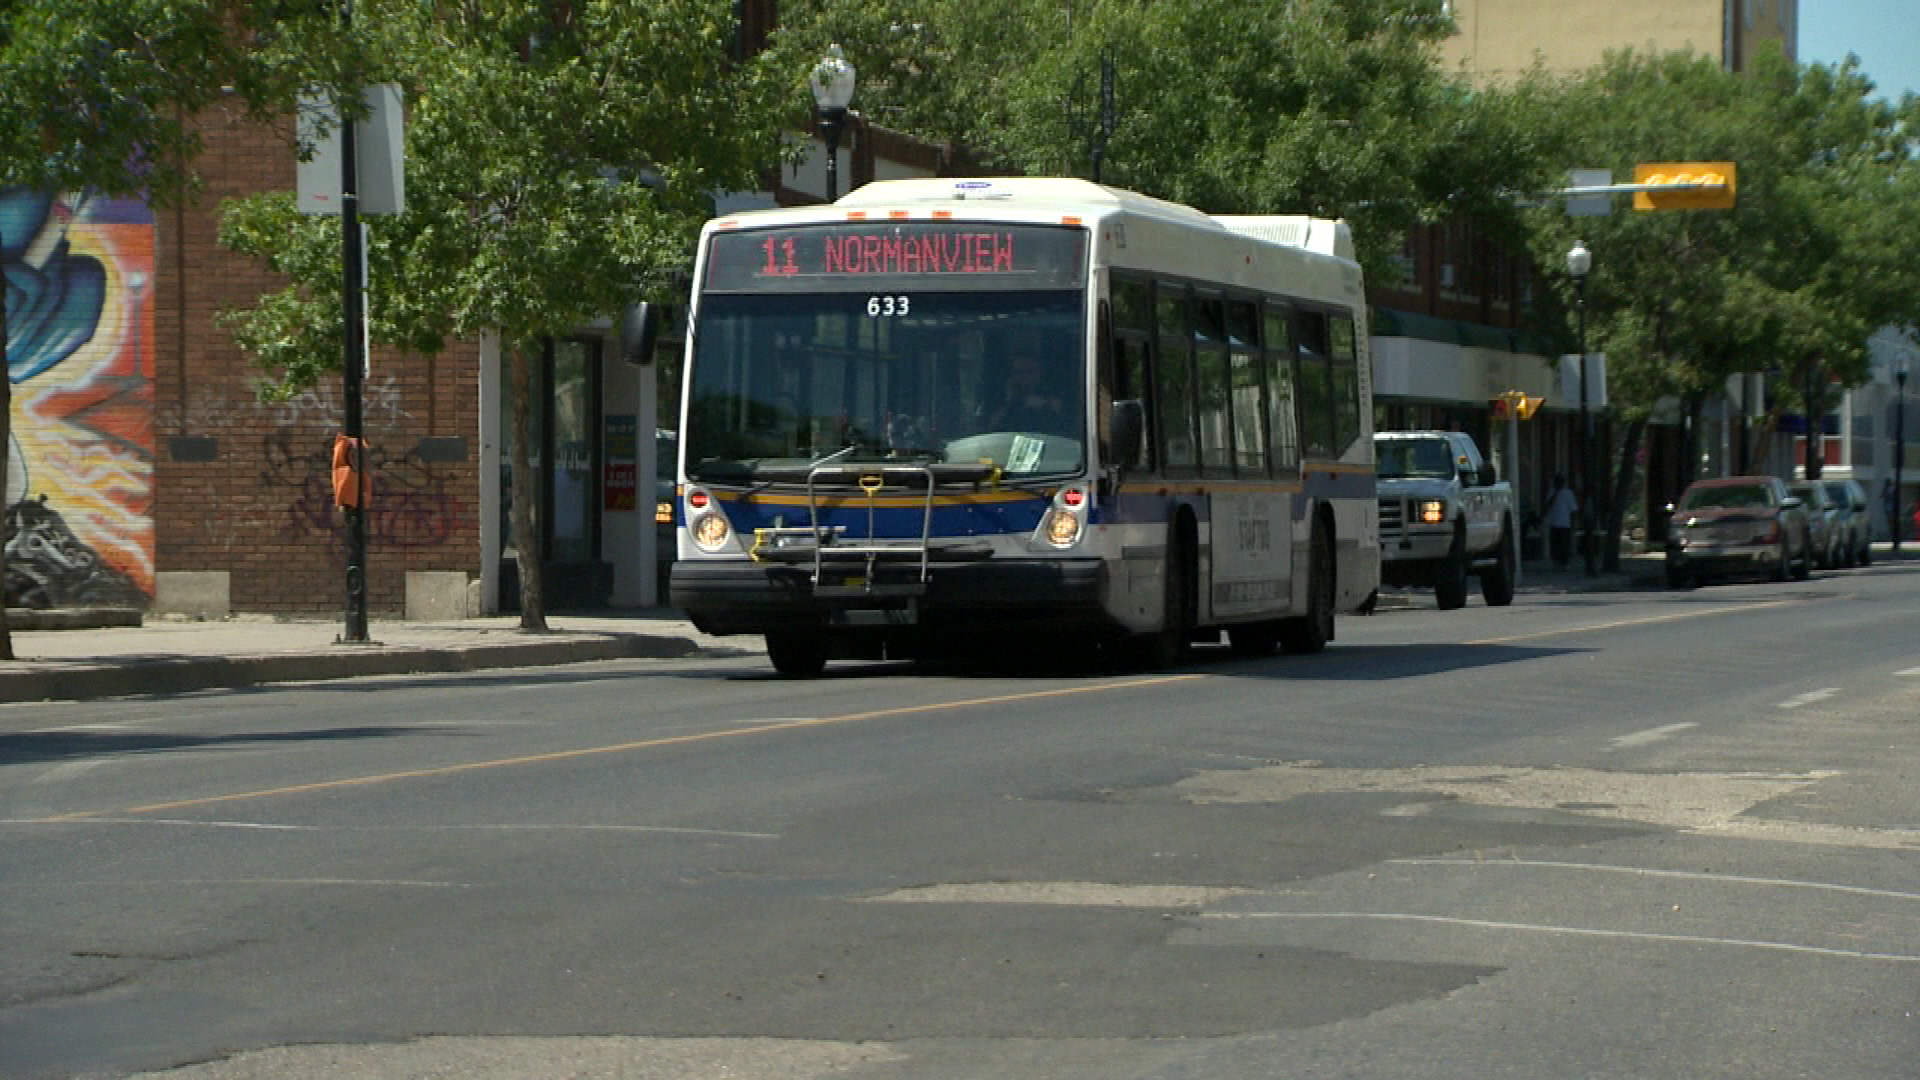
[[782, 0, 1569, 280], [219, 0, 803, 629], [0, 0, 345, 658], [1517, 46, 1920, 566]]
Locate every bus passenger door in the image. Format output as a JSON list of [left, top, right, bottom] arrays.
[[1208, 492, 1291, 620]]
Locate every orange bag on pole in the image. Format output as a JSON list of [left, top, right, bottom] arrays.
[[332, 435, 368, 508]]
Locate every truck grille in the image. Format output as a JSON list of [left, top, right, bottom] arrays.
[[1378, 497, 1406, 541]]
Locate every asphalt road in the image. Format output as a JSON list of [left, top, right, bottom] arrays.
[[4, 563, 1918, 1079]]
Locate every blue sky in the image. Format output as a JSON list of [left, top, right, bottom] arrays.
[[1797, 0, 1920, 100]]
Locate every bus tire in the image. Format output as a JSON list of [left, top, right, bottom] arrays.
[[1280, 520, 1334, 655], [1480, 523, 1515, 607], [1133, 527, 1194, 669], [766, 631, 829, 678], [1434, 525, 1469, 610]]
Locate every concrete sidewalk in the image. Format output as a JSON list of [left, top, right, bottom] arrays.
[[0, 609, 743, 705]]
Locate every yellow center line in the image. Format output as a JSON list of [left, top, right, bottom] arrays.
[[1466, 596, 1808, 645], [36, 674, 1205, 822]]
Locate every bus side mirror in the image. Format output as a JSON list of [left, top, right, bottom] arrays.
[[1110, 399, 1145, 467], [618, 302, 661, 366]]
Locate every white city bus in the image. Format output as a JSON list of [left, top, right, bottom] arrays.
[[668, 177, 1378, 676]]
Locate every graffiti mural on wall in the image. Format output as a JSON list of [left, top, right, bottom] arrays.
[[3, 189, 152, 609], [262, 432, 466, 551]]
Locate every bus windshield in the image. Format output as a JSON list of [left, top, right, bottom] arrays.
[[684, 290, 1086, 481]]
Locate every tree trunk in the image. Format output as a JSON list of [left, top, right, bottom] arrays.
[[1601, 416, 1646, 573], [508, 341, 547, 632]]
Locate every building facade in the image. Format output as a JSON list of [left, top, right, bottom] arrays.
[[1440, 0, 1796, 79]]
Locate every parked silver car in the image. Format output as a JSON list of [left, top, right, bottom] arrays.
[[1821, 477, 1873, 567], [1788, 480, 1842, 570]]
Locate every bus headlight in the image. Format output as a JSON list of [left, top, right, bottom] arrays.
[[1043, 508, 1082, 547], [1040, 486, 1088, 548], [691, 511, 733, 552], [1417, 499, 1447, 524]]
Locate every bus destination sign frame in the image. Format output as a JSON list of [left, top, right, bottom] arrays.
[[705, 222, 1087, 293]]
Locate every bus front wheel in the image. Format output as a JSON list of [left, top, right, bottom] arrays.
[[766, 631, 829, 678]]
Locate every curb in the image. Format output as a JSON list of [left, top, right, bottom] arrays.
[[0, 633, 703, 705], [5, 607, 143, 631]]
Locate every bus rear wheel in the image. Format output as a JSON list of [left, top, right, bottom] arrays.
[[1280, 521, 1334, 655], [766, 631, 829, 678]]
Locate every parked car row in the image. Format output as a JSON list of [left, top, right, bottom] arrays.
[[1662, 474, 1873, 589]]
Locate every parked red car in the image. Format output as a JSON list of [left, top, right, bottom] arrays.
[[1664, 475, 1812, 587]]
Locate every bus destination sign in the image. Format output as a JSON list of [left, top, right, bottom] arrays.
[[705, 222, 1086, 292]]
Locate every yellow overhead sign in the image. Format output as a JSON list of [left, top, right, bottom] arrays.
[[1633, 162, 1736, 211]]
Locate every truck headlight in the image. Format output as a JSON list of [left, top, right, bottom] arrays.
[[1417, 499, 1447, 524]]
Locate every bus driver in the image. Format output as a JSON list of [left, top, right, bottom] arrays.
[[987, 349, 1072, 436]]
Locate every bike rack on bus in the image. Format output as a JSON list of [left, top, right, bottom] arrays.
[[745, 462, 998, 597]]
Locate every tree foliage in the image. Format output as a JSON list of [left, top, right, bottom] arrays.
[[218, 0, 807, 626], [221, 0, 802, 393], [0, 0, 351, 197], [1519, 46, 1920, 417], [780, 0, 1569, 280]]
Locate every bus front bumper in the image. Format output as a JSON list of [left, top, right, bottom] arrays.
[[671, 557, 1109, 638]]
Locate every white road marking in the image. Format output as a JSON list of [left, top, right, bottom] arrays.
[[1196, 911, 1920, 962], [867, 882, 1251, 907], [0, 818, 777, 838], [1779, 688, 1840, 709], [30, 759, 110, 784], [1390, 858, 1920, 904], [1609, 723, 1697, 749], [1896, 666, 1920, 677], [2, 878, 467, 889]]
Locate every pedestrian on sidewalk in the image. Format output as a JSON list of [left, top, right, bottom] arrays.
[[1544, 474, 1577, 569]]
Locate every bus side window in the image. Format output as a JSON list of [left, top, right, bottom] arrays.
[[1296, 310, 1334, 459], [1329, 314, 1362, 456], [1228, 298, 1265, 476], [1155, 283, 1197, 471], [1111, 277, 1155, 471], [1263, 305, 1299, 473], [1194, 293, 1232, 476]]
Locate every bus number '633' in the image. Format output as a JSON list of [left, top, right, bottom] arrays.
[[866, 295, 911, 317]]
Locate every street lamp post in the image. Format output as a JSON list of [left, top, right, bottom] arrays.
[[1896, 363, 1910, 553], [1567, 242, 1596, 577], [809, 44, 857, 204]]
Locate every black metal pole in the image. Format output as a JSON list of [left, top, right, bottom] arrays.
[[1896, 369, 1908, 553], [1804, 364, 1821, 482], [819, 107, 845, 203], [1577, 277, 1595, 577], [338, 0, 370, 643]]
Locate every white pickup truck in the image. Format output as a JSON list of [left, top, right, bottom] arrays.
[[1374, 430, 1516, 609]]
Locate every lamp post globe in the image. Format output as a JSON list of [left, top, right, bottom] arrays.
[[809, 44, 857, 203], [1567, 242, 1595, 576]]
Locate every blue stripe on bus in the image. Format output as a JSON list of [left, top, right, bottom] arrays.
[[719, 495, 1051, 537]]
